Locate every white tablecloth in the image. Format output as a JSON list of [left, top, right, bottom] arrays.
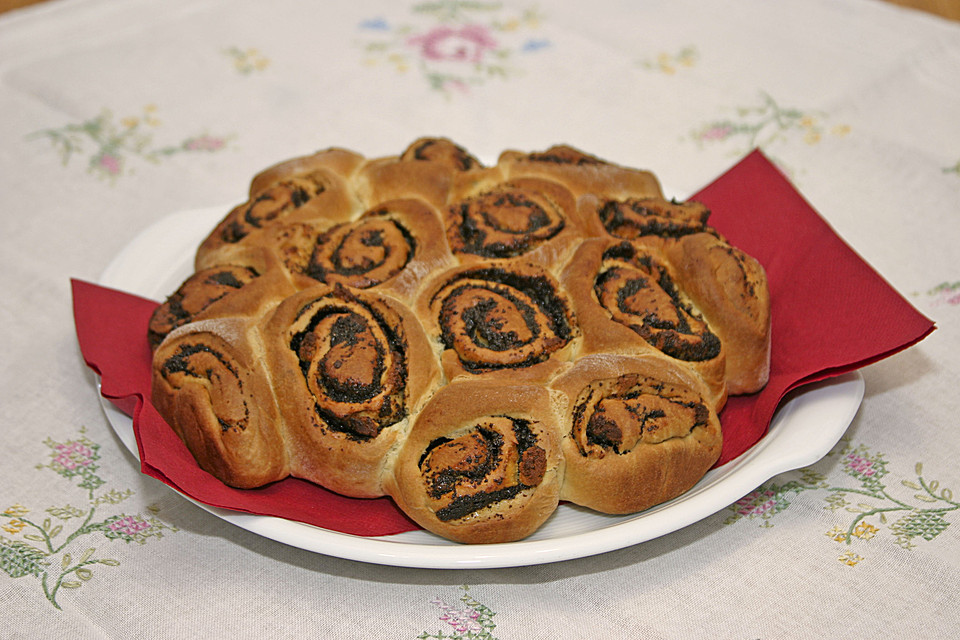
[[2, 0, 959, 636]]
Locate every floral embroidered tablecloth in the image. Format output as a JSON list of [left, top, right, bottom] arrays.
[[2, 0, 959, 637]]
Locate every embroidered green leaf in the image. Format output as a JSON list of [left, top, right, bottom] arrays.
[[942, 488, 954, 501], [24, 534, 45, 542], [76, 567, 93, 581], [62, 553, 71, 569], [47, 505, 85, 520], [0, 539, 48, 578], [902, 480, 921, 490], [916, 462, 924, 476], [79, 548, 95, 563], [99, 558, 120, 566], [915, 493, 938, 503], [61, 580, 81, 589]]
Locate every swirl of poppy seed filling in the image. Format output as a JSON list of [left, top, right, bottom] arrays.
[[447, 188, 565, 259], [148, 265, 259, 348], [402, 138, 479, 171], [417, 416, 547, 522], [433, 267, 574, 371], [597, 198, 711, 240], [571, 374, 710, 457], [595, 244, 720, 362], [525, 148, 603, 166], [160, 342, 250, 433], [221, 175, 326, 243], [288, 290, 408, 439], [306, 214, 416, 288]]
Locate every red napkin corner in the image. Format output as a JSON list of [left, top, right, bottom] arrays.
[[72, 149, 935, 537]]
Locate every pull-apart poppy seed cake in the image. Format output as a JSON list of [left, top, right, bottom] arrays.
[[148, 137, 771, 544]]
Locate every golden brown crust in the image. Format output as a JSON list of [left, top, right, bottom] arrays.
[[151, 318, 290, 488], [663, 233, 771, 394], [498, 144, 664, 202], [550, 353, 721, 514], [261, 284, 442, 498], [355, 155, 455, 210], [149, 249, 298, 349], [247, 147, 366, 197], [384, 380, 563, 543], [560, 238, 727, 411]]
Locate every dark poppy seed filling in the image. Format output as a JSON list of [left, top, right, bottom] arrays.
[[447, 188, 565, 259], [288, 289, 408, 440], [595, 244, 720, 362], [525, 149, 603, 166], [571, 374, 710, 457], [597, 198, 711, 241], [160, 342, 249, 433], [404, 138, 479, 171], [306, 214, 416, 288], [433, 267, 574, 372], [418, 417, 547, 522]]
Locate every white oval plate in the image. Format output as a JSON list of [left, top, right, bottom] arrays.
[[97, 206, 865, 569]]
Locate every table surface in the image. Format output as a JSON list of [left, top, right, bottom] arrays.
[[3, 0, 959, 637]]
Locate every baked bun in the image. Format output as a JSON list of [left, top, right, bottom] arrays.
[[444, 176, 583, 267], [415, 258, 579, 385], [663, 233, 771, 394], [261, 283, 441, 498], [151, 317, 290, 489], [499, 144, 664, 201], [384, 380, 563, 544], [577, 195, 715, 246], [550, 353, 722, 514], [148, 138, 771, 543]]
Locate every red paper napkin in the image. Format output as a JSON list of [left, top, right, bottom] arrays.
[[72, 149, 934, 536]]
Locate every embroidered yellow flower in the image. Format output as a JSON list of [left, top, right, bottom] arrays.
[[224, 47, 271, 75], [838, 551, 863, 566], [853, 522, 879, 540], [826, 526, 848, 542], [2, 518, 27, 534], [3, 504, 28, 517]]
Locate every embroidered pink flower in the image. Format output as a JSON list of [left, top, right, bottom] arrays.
[[845, 453, 877, 477], [430, 598, 484, 635], [698, 125, 733, 142], [54, 442, 96, 471], [108, 515, 152, 536], [184, 135, 227, 152], [97, 153, 121, 176], [408, 24, 498, 64], [734, 489, 778, 517]]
